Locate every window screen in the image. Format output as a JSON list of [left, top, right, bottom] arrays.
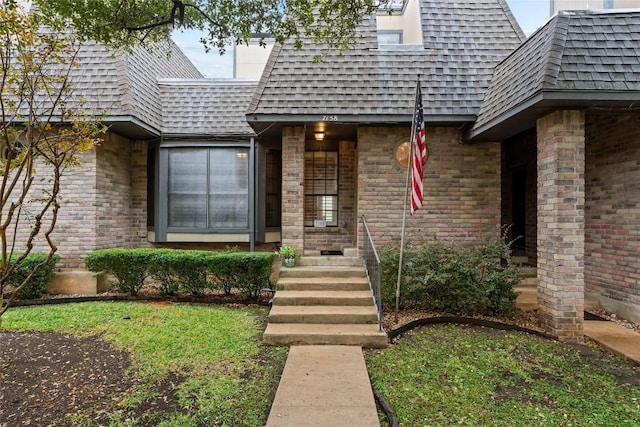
[[304, 151, 338, 226]]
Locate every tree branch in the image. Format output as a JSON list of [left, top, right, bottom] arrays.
[[123, 0, 221, 33]]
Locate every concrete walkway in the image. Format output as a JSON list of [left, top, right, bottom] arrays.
[[585, 320, 640, 364], [265, 318, 640, 427], [266, 345, 379, 427]]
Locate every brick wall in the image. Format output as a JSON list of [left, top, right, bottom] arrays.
[[8, 138, 108, 270], [585, 111, 640, 323], [44, 149, 99, 269], [95, 133, 133, 250], [536, 110, 585, 343], [281, 126, 305, 252], [357, 126, 502, 250], [131, 140, 152, 247]]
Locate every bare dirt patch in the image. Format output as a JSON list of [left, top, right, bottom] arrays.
[[0, 331, 186, 427], [0, 331, 135, 426]]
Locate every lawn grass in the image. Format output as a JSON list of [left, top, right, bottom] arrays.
[[366, 323, 640, 427], [3, 302, 287, 426]]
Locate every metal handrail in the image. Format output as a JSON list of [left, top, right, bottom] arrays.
[[361, 215, 383, 332]]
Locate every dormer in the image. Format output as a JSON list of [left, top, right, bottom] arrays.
[[375, 0, 423, 46], [234, 0, 424, 78]]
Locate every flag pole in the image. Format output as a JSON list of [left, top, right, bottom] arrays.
[[395, 78, 420, 323]]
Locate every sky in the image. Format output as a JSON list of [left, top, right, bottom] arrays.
[[171, 0, 553, 78]]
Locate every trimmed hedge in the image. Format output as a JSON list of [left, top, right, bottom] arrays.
[[5, 253, 60, 299], [207, 252, 275, 297], [85, 248, 157, 296], [84, 248, 275, 297]]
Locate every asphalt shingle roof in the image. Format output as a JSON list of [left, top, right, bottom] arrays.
[[159, 80, 258, 137], [247, 0, 524, 122], [71, 41, 203, 133], [474, 10, 640, 132]]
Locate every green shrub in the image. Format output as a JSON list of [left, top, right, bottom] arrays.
[[155, 249, 210, 296], [146, 249, 181, 295], [84, 248, 275, 298], [381, 238, 519, 316], [208, 252, 274, 297], [5, 253, 60, 299], [85, 248, 156, 295]]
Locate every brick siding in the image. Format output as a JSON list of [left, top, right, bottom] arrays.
[[40, 149, 99, 269], [95, 133, 133, 250], [16, 132, 137, 270], [131, 140, 152, 247], [536, 110, 585, 343], [585, 111, 640, 323], [356, 126, 502, 250], [280, 126, 305, 252]]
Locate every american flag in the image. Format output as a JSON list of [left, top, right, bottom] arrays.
[[410, 82, 427, 215]]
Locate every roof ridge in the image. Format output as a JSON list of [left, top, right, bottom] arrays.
[[114, 52, 136, 116], [246, 43, 282, 115], [497, 0, 526, 42], [157, 78, 258, 86], [538, 14, 570, 91]]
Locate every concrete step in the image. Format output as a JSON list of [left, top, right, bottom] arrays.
[[279, 266, 366, 279], [268, 305, 379, 324], [511, 256, 529, 265], [519, 276, 538, 287], [272, 290, 374, 306], [519, 266, 537, 277], [263, 323, 388, 348], [297, 256, 363, 267], [276, 276, 370, 291], [514, 285, 537, 311]]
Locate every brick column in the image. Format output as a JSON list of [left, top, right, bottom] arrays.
[[131, 140, 151, 247], [537, 110, 585, 342], [281, 126, 305, 252]]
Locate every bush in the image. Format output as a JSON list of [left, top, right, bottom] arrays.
[[5, 253, 60, 299], [84, 248, 275, 298], [85, 248, 157, 296], [208, 252, 274, 297], [153, 250, 210, 296], [381, 238, 519, 316]]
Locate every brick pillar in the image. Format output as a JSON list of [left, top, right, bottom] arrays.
[[281, 126, 305, 252], [537, 110, 585, 343], [131, 140, 151, 247]]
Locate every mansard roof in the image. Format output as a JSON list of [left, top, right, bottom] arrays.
[[247, 0, 524, 127], [71, 41, 203, 139], [471, 10, 640, 141]]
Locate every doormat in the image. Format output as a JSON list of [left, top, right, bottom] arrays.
[[584, 311, 608, 321], [321, 250, 343, 256]]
